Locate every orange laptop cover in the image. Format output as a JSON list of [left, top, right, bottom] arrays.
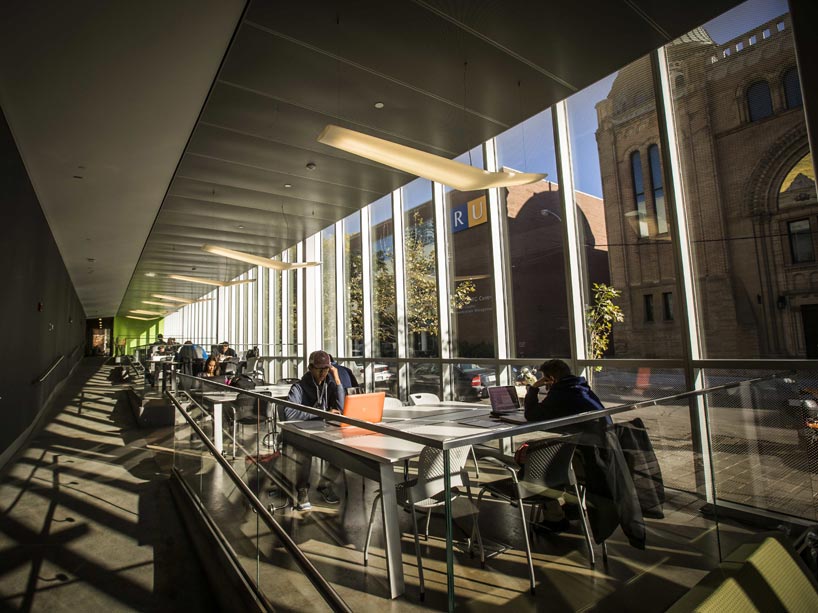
[[341, 391, 386, 427]]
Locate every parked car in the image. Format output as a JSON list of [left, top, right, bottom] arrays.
[[408, 363, 496, 401], [454, 364, 496, 401]]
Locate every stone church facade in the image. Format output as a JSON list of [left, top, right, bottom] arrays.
[[596, 13, 815, 359]]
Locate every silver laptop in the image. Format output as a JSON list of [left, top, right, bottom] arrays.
[[488, 385, 522, 416]]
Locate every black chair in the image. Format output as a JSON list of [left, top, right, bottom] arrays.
[[477, 438, 600, 594], [226, 392, 272, 458]]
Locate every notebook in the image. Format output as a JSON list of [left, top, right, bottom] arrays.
[[487, 385, 522, 416], [339, 391, 386, 427]]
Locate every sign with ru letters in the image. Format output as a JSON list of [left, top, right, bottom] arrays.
[[451, 195, 487, 233]]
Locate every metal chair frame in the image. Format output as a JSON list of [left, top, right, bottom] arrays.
[[477, 439, 600, 595], [363, 445, 484, 601]]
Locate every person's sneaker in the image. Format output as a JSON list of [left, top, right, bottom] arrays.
[[296, 488, 312, 511], [317, 485, 340, 505]]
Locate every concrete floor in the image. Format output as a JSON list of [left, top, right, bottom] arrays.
[[1, 358, 768, 612], [0, 358, 216, 611]]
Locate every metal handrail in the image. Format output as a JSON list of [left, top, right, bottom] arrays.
[[35, 355, 64, 383], [165, 390, 352, 613], [176, 371, 785, 451]]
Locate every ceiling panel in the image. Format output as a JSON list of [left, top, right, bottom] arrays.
[[114, 0, 746, 316]]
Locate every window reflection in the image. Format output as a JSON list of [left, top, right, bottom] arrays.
[[369, 196, 397, 358], [344, 213, 363, 357], [402, 178, 440, 358]]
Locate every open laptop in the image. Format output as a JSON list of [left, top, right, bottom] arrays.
[[488, 385, 522, 417], [339, 391, 386, 427]]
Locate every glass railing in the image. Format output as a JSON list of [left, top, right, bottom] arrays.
[[162, 370, 816, 612]]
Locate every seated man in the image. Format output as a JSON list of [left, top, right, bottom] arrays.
[[284, 350, 346, 510], [217, 341, 238, 375], [523, 359, 610, 531]]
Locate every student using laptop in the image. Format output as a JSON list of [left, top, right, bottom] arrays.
[[523, 359, 611, 531], [284, 350, 346, 510]]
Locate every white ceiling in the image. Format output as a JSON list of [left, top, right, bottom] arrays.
[[0, 0, 743, 320], [0, 0, 245, 317]]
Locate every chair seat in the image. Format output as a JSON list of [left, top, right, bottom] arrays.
[[395, 479, 462, 508], [483, 476, 571, 504]]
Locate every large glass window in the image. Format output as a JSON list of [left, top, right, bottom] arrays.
[[567, 55, 684, 359], [402, 178, 439, 358], [286, 247, 298, 356], [496, 108, 569, 358], [747, 81, 773, 122], [788, 219, 814, 263], [648, 144, 668, 234], [631, 151, 649, 237], [668, 5, 813, 358], [369, 196, 397, 358], [783, 67, 802, 109], [321, 226, 337, 356], [445, 149, 494, 358], [343, 213, 363, 357]]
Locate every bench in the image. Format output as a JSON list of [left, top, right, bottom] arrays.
[[668, 536, 818, 612]]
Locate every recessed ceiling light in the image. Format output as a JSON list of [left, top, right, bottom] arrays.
[[73, 175, 83, 179], [237, 225, 244, 229], [283, 183, 292, 188], [305, 162, 316, 171], [144, 272, 156, 277], [374, 101, 385, 109]]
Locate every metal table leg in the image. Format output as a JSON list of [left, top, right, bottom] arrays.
[[379, 463, 405, 599]]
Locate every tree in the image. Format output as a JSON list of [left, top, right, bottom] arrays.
[[344, 211, 476, 347], [585, 282, 624, 370]]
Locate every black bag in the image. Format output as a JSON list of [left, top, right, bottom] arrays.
[[229, 374, 268, 422]]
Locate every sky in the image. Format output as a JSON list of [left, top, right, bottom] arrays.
[[566, 0, 790, 198]]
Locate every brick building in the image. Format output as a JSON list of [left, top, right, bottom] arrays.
[[596, 14, 815, 358]]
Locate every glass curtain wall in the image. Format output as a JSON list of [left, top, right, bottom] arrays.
[[495, 108, 569, 360], [344, 212, 364, 359], [566, 55, 684, 366], [321, 226, 337, 357], [668, 7, 814, 359], [444, 146, 496, 359]]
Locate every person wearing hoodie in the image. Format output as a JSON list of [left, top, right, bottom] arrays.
[[285, 350, 346, 510], [523, 360, 645, 548], [524, 359, 610, 425]]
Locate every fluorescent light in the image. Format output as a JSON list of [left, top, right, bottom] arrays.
[[130, 309, 166, 316], [152, 294, 196, 304], [142, 300, 173, 307], [168, 274, 255, 288], [201, 244, 320, 270], [144, 272, 156, 277], [318, 125, 546, 191], [126, 315, 159, 321]]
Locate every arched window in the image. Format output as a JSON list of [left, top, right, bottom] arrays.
[[648, 145, 668, 234], [783, 67, 802, 109], [631, 151, 648, 237], [747, 81, 773, 122]]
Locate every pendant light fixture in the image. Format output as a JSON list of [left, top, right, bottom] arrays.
[[201, 244, 319, 270], [130, 309, 167, 316], [317, 125, 545, 191], [167, 274, 255, 288], [126, 315, 159, 321]]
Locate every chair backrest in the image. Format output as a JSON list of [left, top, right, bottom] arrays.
[[522, 440, 578, 489], [408, 393, 440, 406], [406, 445, 471, 503], [245, 356, 259, 374], [383, 396, 404, 409]]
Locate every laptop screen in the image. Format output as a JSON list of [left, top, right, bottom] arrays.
[[488, 385, 521, 414], [342, 391, 386, 426]]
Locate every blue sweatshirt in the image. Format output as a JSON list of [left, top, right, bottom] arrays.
[[284, 371, 345, 421]]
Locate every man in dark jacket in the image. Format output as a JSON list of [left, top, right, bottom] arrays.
[[524, 359, 610, 425], [285, 350, 345, 510], [522, 360, 644, 550]]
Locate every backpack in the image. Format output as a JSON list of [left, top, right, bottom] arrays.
[[228, 374, 268, 422]]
